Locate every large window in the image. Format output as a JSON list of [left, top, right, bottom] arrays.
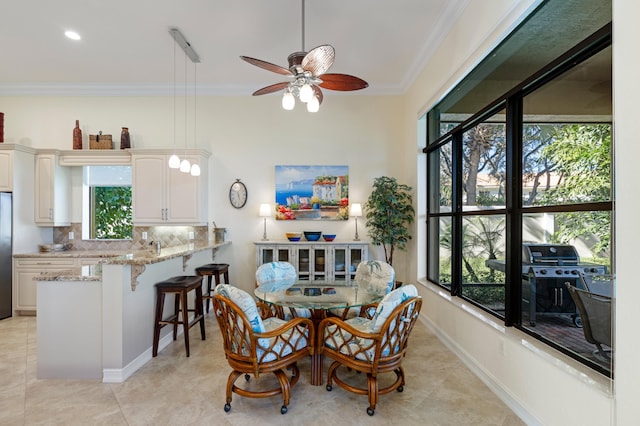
[[424, 0, 612, 376]]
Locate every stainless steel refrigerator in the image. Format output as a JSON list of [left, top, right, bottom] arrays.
[[0, 192, 12, 319]]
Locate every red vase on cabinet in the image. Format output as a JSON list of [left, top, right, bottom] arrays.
[[73, 120, 82, 149]]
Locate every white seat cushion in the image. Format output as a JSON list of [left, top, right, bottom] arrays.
[[255, 261, 297, 292]]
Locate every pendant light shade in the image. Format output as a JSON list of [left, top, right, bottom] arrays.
[[179, 158, 191, 173], [168, 154, 180, 168], [307, 95, 320, 112], [190, 163, 201, 176], [282, 91, 295, 110]]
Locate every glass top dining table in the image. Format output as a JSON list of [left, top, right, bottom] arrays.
[[254, 280, 383, 312], [254, 280, 384, 386]]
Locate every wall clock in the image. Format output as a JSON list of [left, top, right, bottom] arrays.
[[229, 179, 248, 209]]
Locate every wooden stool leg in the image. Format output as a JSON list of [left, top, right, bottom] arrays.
[[152, 288, 165, 357], [195, 285, 206, 340], [181, 290, 191, 357], [205, 276, 213, 314], [222, 270, 229, 284], [172, 293, 180, 341]]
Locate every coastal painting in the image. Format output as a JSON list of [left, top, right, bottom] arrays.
[[275, 165, 349, 220]]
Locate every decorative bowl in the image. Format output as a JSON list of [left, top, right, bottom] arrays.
[[303, 231, 322, 241], [322, 234, 336, 242], [285, 232, 302, 242]]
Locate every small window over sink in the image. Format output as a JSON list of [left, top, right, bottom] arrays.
[[82, 166, 132, 240]]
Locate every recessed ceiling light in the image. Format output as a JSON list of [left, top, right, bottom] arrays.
[[65, 30, 81, 41]]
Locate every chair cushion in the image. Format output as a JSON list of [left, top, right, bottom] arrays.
[[214, 284, 265, 333], [370, 284, 418, 333], [259, 317, 311, 363], [255, 261, 298, 292], [354, 260, 395, 296]]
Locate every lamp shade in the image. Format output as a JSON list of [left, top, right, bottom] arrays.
[[259, 203, 272, 217], [350, 203, 363, 217], [190, 163, 201, 176], [282, 92, 295, 110], [168, 154, 181, 168]]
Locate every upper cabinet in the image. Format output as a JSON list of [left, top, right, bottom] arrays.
[[34, 152, 70, 226], [131, 149, 209, 225], [0, 149, 13, 191]]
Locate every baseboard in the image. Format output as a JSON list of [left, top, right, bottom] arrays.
[[418, 315, 541, 426], [102, 332, 176, 383]]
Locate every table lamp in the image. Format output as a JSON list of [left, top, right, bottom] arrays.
[[259, 203, 271, 241], [350, 203, 362, 241]]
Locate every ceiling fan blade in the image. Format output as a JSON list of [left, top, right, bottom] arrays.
[[312, 85, 324, 105], [252, 82, 290, 96], [319, 73, 369, 91], [302, 45, 335, 76], [240, 56, 293, 76]]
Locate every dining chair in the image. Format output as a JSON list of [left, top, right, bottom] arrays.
[[211, 284, 314, 414], [255, 261, 311, 319], [318, 284, 422, 415], [331, 260, 396, 320]]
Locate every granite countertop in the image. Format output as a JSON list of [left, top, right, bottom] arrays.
[[29, 241, 231, 282], [38, 264, 103, 282]]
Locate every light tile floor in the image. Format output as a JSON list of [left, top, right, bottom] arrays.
[[0, 314, 524, 425]]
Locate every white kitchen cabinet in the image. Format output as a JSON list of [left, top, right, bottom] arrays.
[[131, 150, 209, 225], [255, 241, 368, 282], [34, 152, 70, 226], [13, 257, 76, 313], [0, 149, 13, 191]]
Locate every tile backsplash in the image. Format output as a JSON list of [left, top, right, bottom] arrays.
[[53, 223, 210, 251]]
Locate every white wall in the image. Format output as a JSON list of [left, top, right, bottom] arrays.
[[0, 94, 404, 292]]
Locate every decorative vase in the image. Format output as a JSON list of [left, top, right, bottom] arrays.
[[120, 127, 131, 149], [73, 120, 82, 149]]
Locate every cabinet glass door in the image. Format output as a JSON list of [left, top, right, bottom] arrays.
[[277, 248, 290, 263], [349, 247, 365, 279], [312, 247, 327, 281], [261, 248, 275, 264], [297, 247, 310, 280], [332, 246, 348, 282]]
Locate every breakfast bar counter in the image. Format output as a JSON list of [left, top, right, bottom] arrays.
[[35, 241, 230, 382]]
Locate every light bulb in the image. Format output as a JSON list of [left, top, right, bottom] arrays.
[[282, 92, 295, 110], [179, 159, 191, 173], [168, 154, 181, 168], [190, 163, 201, 176], [299, 83, 313, 103], [307, 95, 320, 112]]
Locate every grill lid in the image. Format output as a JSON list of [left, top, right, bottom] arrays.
[[522, 243, 579, 265]]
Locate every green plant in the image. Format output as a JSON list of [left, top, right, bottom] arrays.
[[364, 176, 415, 266]]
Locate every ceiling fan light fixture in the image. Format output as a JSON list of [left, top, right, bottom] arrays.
[[307, 95, 319, 112], [282, 91, 295, 110], [299, 83, 313, 103]]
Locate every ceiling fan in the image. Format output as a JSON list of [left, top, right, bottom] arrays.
[[240, 0, 368, 112]]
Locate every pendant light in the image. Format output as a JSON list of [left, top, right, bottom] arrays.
[[168, 28, 201, 173]]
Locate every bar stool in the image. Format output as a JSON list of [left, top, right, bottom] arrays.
[[196, 263, 230, 313], [152, 275, 205, 357]]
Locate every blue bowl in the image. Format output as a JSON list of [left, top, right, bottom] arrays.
[[304, 231, 322, 241], [287, 237, 301, 242], [323, 234, 336, 242]]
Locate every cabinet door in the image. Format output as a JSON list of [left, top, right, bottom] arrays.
[[34, 155, 69, 226], [330, 246, 348, 282], [14, 258, 75, 312], [311, 246, 328, 281], [0, 150, 12, 191], [166, 157, 200, 223], [132, 156, 166, 223], [296, 246, 311, 280], [348, 246, 367, 280]]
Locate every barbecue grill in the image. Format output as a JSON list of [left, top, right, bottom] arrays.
[[486, 243, 608, 326]]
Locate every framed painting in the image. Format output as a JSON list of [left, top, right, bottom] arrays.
[[274, 165, 349, 220]]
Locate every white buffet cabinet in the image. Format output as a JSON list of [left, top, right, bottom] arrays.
[[255, 241, 368, 282]]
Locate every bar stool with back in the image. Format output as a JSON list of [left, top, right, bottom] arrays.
[[152, 275, 206, 357], [196, 263, 230, 313]]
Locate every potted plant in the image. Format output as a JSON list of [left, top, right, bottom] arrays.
[[364, 176, 415, 267]]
